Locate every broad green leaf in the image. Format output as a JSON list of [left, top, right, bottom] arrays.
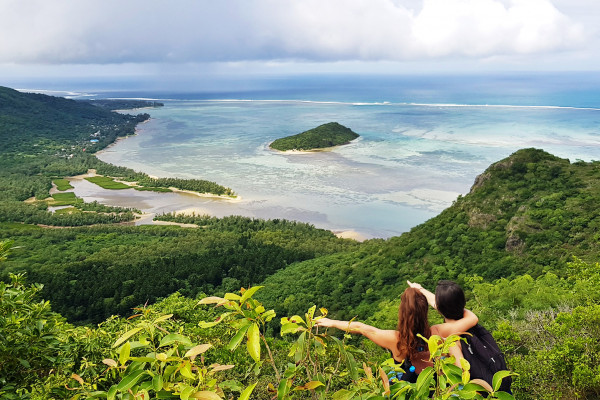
[[347, 352, 359, 381], [152, 374, 163, 392], [119, 341, 131, 365], [460, 357, 471, 372], [159, 333, 193, 347], [493, 371, 515, 392], [283, 363, 297, 378], [462, 369, 471, 386], [246, 323, 261, 362], [280, 322, 301, 335], [227, 323, 251, 351], [458, 391, 478, 399], [287, 342, 298, 358], [238, 382, 257, 400], [180, 361, 196, 380], [224, 292, 242, 301], [262, 309, 276, 322], [127, 341, 149, 350], [116, 369, 147, 391], [416, 366, 434, 397], [462, 383, 487, 392], [437, 374, 446, 391], [427, 335, 440, 357], [113, 327, 142, 348], [390, 383, 412, 399], [199, 320, 223, 329], [107, 385, 117, 400], [164, 365, 178, 380], [277, 379, 292, 400], [332, 389, 356, 400], [190, 391, 222, 400], [240, 286, 263, 304], [442, 334, 463, 354], [494, 391, 516, 400], [306, 305, 316, 321], [185, 344, 212, 358], [295, 331, 307, 364], [180, 385, 194, 400], [442, 363, 463, 385], [154, 314, 174, 323], [302, 381, 325, 390], [287, 315, 306, 325], [221, 380, 244, 392]]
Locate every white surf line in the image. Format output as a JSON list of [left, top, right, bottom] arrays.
[[186, 98, 600, 111]]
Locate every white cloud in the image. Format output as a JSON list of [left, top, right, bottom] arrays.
[[0, 0, 589, 65]]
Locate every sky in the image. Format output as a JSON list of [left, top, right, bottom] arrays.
[[0, 0, 598, 90]]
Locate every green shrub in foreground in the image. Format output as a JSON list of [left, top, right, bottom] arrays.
[[71, 286, 515, 400]]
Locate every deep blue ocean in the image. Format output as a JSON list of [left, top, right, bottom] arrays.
[[63, 73, 600, 239]]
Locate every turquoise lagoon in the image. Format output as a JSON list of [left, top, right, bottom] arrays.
[[87, 74, 600, 239]]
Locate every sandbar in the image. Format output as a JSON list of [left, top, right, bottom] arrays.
[[333, 230, 367, 242]]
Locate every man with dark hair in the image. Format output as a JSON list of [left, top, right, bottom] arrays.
[[434, 280, 466, 321], [407, 280, 512, 394], [406, 280, 467, 328]]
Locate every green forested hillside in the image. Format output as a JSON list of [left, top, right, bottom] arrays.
[[258, 148, 600, 319], [269, 122, 359, 151], [2, 86, 600, 399], [0, 86, 233, 226], [0, 86, 149, 154], [0, 217, 357, 323]]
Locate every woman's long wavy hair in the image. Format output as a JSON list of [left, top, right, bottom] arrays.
[[396, 287, 431, 361]]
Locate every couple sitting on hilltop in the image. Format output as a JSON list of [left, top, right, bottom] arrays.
[[316, 280, 510, 392]]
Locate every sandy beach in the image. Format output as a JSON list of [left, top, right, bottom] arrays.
[[333, 230, 368, 242]]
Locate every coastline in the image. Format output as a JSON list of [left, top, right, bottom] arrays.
[[333, 230, 367, 242], [94, 118, 149, 157], [65, 169, 370, 240], [267, 141, 339, 154], [267, 136, 359, 154], [79, 107, 375, 239], [69, 169, 241, 202]]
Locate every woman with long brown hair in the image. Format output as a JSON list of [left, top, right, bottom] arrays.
[[315, 286, 478, 381]]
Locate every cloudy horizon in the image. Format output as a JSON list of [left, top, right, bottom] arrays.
[[1, 0, 598, 89]]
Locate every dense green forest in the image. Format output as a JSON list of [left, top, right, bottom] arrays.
[[269, 122, 359, 151], [0, 86, 234, 227], [0, 218, 357, 322], [81, 99, 164, 110], [1, 86, 600, 399]]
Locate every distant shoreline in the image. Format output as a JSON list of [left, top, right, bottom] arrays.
[[94, 118, 148, 156]]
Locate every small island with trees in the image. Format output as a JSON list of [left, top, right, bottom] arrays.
[[269, 122, 359, 151]]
